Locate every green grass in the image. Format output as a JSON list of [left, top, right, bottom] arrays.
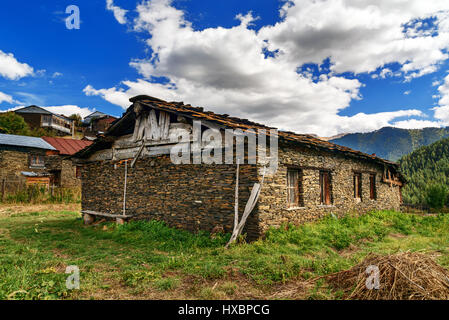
[[0, 209, 448, 300]]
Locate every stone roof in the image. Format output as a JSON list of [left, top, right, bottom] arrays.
[[75, 95, 401, 170]]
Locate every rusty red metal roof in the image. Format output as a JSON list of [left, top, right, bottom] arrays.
[[42, 137, 93, 155]]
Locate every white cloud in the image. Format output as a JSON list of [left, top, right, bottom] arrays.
[[393, 119, 443, 129], [85, 0, 449, 136], [7, 105, 94, 120], [0, 50, 34, 80], [433, 74, 449, 125], [404, 90, 411, 95], [42, 105, 94, 119], [106, 0, 128, 24], [52, 72, 63, 78], [0, 91, 14, 104]]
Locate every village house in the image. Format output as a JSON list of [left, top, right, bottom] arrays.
[[75, 95, 405, 239], [83, 111, 117, 139], [14, 105, 75, 137], [0, 133, 92, 197], [41, 137, 92, 187]]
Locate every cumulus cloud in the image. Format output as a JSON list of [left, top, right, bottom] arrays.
[[106, 0, 128, 24], [393, 119, 443, 129], [433, 74, 449, 124], [85, 0, 449, 136], [0, 91, 15, 104], [0, 50, 34, 80]]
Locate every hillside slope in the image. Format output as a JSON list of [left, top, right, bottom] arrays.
[[399, 137, 449, 205], [330, 127, 449, 161]]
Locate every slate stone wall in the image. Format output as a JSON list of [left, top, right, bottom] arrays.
[[82, 142, 402, 239], [81, 155, 260, 239], [256, 143, 402, 233]]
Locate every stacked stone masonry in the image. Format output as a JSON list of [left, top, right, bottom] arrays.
[[81, 141, 402, 240]]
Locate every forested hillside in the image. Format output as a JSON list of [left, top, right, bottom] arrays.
[[399, 137, 449, 205], [331, 127, 449, 161]]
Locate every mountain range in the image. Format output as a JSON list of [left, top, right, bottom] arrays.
[[330, 126, 449, 161]]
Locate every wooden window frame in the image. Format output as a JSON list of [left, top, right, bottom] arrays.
[[320, 170, 332, 205], [287, 169, 303, 208], [30, 154, 45, 168], [369, 174, 377, 200], [75, 166, 82, 179], [354, 172, 362, 200]]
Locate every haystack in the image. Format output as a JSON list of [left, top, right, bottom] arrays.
[[328, 252, 449, 300]]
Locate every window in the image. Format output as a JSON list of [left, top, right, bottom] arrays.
[[354, 172, 362, 200], [287, 169, 303, 207], [320, 171, 332, 205], [369, 174, 377, 200], [30, 155, 45, 168], [76, 166, 82, 179]]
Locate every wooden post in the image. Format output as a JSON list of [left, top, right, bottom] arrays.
[[226, 166, 266, 248], [83, 213, 95, 225], [1, 178, 5, 202], [123, 160, 128, 216]]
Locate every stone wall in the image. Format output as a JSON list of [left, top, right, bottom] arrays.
[[0, 150, 30, 180], [0, 149, 80, 188], [81, 142, 402, 240], [256, 142, 402, 233], [81, 156, 260, 239]]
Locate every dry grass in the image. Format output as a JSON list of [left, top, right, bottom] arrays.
[[327, 251, 449, 300], [0, 203, 81, 217]]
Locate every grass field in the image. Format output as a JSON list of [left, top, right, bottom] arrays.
[[0, 204, 448, 300]]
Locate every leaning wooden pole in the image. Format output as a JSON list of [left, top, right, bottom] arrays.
[[123, 160, 128, 216], [226, 166, 266, 248]]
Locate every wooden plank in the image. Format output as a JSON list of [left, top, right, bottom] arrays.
[[82, 210, 135, 218]]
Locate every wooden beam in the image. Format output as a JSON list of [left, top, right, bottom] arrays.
[[82, 210, 135, 219]]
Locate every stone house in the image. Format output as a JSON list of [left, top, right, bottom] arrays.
[[75, 95, 405, 239], [42, 137, 92, 187], [82, 111, 117, 139], [0, 134, 92, 197], [0, 133, 57, 194]]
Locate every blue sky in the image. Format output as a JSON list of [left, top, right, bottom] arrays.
[[1, 0, 449, 136]]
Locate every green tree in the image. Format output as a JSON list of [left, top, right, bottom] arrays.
[[0, 112, 30, 135], [68, 114, 82, 127], [425, 184, 448, 210]]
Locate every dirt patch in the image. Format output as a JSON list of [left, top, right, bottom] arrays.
[[0, 203, 81, 217], [389, 233, 407, 239]]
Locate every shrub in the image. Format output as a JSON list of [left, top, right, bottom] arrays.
[[425, 184, 448, 210]]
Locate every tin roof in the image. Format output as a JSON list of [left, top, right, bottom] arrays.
[[0, 133, 56, 150], [21, 171, 52, 177], [42, 137, 92, 155], [76, 95, 400, 170]]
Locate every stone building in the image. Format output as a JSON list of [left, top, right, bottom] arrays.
[[0, 134, 92, 196], [82, 111, 118, 139], [75, 95, 405, 239], [0, 134, 57, 194], [42, 137, 92, 187]]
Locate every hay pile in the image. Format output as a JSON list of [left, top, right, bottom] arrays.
[[328, 252, 449, 300]]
